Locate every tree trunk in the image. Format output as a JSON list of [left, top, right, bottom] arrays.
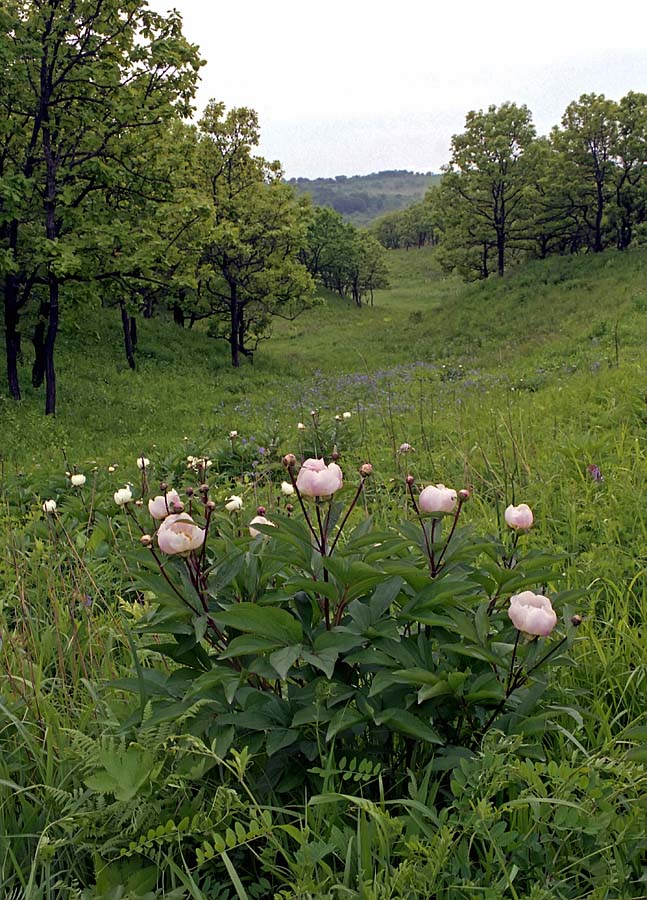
[[593, 180, 604, 252], [229, 285, 239, 367], [130, 315, 138, 351], [120, 301, 136, 370], [4, 273, 22, 400], [173, 303, 185, 326], [44, 272, 58, 415], [32, 296, 48, 388]]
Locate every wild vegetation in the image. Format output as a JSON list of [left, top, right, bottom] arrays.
[[4, 4, 647, 899], [373, 95, 647, 280], [4, 241, 647, 897], [1, 1, 383, 413]]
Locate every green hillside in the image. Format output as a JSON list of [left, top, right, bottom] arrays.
[[287, 169, 441, 225], [5, 247, 647, 897], [5, 246, 647, 485]]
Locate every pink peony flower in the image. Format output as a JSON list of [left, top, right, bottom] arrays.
[[157, 513, 205, 555], [148, 489, 182, 520], [249, 514, 275, 538], [504, 503, 534, 530], [418, 483, 457, 514], [296, 458, 343, 498], [508, 591, 557, 637]]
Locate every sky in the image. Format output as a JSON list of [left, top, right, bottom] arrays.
[[147, 0, 647, 179]]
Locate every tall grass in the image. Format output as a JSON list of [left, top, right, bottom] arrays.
[[3, 245, 647, 896]]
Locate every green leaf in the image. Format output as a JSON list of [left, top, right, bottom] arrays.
[[213, 603, 302, 645], [301, 647, 338, 679], [85, 743, 159, 801], [220, 634, 285, 657], [373, 708, 443, 744], [269, 644, 302, 680], [326, 707, 367, 741], [266, 727, 300, 756]]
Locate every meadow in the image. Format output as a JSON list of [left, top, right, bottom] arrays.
[[3, 246, 647, 899]]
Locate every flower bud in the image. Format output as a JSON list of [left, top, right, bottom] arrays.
[[406, 475, 415, 486], [200, 483, 209, 494], [185, 487, 194, 497], [256, 506, 266, 516], [458, 488, 470, 502], [508, 591, 557, 637], [331, 446, 341, 461], [114, 486, 133, 506], [283, 453, 297, 468], [419, 484, 457, 515], [159, 482, 168, 492], [359, 463, 373, 477], [286, 503, 294, 513], [505, 503, 533, 530], [571, 614, 583, 627], [140, 534, 153, 547], [107, 466, 116, 473], [205, 499, 216, 511]]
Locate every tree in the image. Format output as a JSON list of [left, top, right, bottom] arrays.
[[551, 93, 619, 254], [442, 102, 536, 276], [1, 0, 201, 412], [612, 92, 647, 250], [195, 102, 313, 367]]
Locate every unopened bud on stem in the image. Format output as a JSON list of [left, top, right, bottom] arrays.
[[140, 534, 153, 547], [458, 488, 470, 502], [359, 463, 373, 478], [406, 475, 415, 486], [283, 453, 297, 468]]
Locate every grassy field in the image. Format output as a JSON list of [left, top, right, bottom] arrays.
[[3, 247, 647, 898]]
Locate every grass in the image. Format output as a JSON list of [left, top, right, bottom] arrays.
[[4, 245, 647, 897]]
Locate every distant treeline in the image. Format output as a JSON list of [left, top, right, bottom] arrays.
[[288, 171, 441, 225], [371, 93, 647, 279]]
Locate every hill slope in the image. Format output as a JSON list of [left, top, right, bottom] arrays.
[[4, 246, 647, 484], [287, 170, 441, 225]]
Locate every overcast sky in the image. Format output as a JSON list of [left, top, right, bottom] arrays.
[[147, 0, 647, 179]]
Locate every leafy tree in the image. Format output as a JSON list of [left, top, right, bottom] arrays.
[[195, 102, 313, 367], [517, 137, 587, 259], [551, 93, 619, 254], [612, 92, 647, 250], [442, 102, 537, 276], [1, 0, 201, 411]]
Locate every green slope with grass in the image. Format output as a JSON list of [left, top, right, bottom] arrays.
[[4, 247, 647, 897]]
